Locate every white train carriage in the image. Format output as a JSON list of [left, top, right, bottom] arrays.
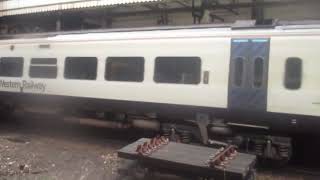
[[0, 23, 319, 161]]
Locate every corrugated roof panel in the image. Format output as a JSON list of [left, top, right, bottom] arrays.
[[0, 0, 163, 17]]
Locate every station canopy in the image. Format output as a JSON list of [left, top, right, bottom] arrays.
[[0, 0, 304, 18], [0, 0, 166, 17]]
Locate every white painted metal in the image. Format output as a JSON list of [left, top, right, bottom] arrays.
[[0, 27, 319, 117], [268, 35, 320, 117]]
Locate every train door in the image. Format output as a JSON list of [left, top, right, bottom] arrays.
[[228, 38, 270, 111]]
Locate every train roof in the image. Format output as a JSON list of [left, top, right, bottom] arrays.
[[0, 20, 320, 44]]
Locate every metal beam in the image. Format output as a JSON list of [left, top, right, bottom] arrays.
[[143, 4, 160, 11], [174, 0, 190, 8]]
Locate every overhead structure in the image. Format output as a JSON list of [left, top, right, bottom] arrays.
[[0, 0, 164, 17], [0, 0, 307, 18], [0, 0, 318, 35]]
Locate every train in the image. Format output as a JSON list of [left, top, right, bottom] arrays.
[[0, 22, 319, 163]]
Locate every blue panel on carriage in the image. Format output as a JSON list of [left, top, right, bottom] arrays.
[[228, 38, 270, 111]]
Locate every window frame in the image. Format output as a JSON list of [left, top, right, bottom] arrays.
[[64, 57, 98, 80], [153, 56, 202, 85], [0, 57, 24, 77], [233, 56, 245, 87], [29, 58, 58, 79], [105, 57, 145, 82], [253, 56, 264, 88], [284, 57, 303, 90]]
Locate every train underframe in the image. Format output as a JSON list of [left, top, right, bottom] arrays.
[[0, 93, 318, 164]]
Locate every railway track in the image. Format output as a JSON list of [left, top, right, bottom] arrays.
[[0, 115, 319, 180]]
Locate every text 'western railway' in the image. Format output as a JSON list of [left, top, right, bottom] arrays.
[[0, 80, 46, 92]]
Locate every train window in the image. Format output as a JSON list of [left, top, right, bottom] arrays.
[[154, 57, 201, 84], [64, 57, 97, 80], [285, 57, 302, 90], [0, 57, 24, 77], [253, 57, 264, 88], [105, 57, 144, 82], [234, 57, 244, 87], [29, 58, 57, 79]]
